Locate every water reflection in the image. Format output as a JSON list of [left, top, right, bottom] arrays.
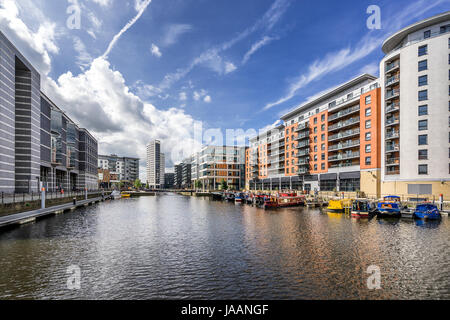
[[0, 195, 448, 300]]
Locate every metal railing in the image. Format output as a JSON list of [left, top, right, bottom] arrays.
[[328, 152, 360, 162], [385, 75, 400, 86], [386, 60, 399, 72], [386, 102, 400, 113], [0, 190, 108, 206], [386, 89, 400, 100], [328, 128, 360, 141], [328, 105, 360, 122], [328, 140, 360, 152], [328, 117, 360, 132], [386, 131, 400, 139]]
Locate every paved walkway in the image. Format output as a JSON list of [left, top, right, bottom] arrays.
[[0, 196, 105, 229]]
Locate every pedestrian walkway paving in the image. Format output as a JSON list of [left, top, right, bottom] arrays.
[[0, 196, 105, 229]]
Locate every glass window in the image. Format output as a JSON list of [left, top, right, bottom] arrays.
[[418, 75, 428, 86], [418, 134, 428, 145], [314, 117, 318, 124], [321, 124, 325, 131], [314, 145, 318, 152], [365, 96, 372, 105], [321, 153, 325, 160], [314, 164, 318, 171], [418, 45, 427, 56], [314, 127, 317, 133], [365, 157, 372, 165], [321, 163, 325, 170], [365, 145, 371, 153], [418, 60, 427, 71], [418, 105, 428, 116], [314, 136, 317, 143], [418, 164, 428, 175], [365, 120, 371, 129], [321, 115, 325, 122], [365, 132, 372, 141], [418, 149, 428, 160], [365, 108, 372, 117], [424, 30, 431, 39], [418, 120, 428, 131], [418, 90, 428, 101], [321, 143, 325, 151], [321, 134, 325, 141]]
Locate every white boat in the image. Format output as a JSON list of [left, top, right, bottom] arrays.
[[111, 190, 121, 200]]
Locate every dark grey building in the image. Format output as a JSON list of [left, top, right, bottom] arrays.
[[0, 31, 98, 193], [174, 164, 183, 189], [174, 160, 192, 189], [164, 173, 175, 189]]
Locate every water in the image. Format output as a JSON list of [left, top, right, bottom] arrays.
[[0, 194, 449, 300]]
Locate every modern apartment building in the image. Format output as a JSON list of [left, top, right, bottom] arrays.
[[164, 173, 175, 189], [146, 140, 165, 188], [246, 12, 450, 200], [98, 154, 139, 182], [191, 146, 246, 190], [248, 74, 381, 194], [379, 11, 450, 197], [0, 31, 98, 193]]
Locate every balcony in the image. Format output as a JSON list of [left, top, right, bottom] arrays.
[[295, 123, 309, 132], [295, 133, 310, 140], [386, 144, 400, 153], [386, 157, 400, 166], [296, 142, 310, 149], [329, 163, 357, 169], [328, 105, 360, 122], [385, 130, 400, 140], [328, 152, 360, 162], [297, 149, 309, 157], [328, 140, 360, 152], [385, 89, 400, 101], [386, 102, 400, 114], [385, 75, 400, 87], [297, 168, 309, 174], [385, 117, 399, 127], [386, 168, 400, 175], [328, 129, 360, 142], [386, 61, 399, 73], [328, 118, 360, 133]]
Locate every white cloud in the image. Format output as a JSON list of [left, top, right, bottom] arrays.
[[162, 24, 192, 46], [73, 36, 93, 69], [359, 62, 379, 77], [224, 62, 237, 74], [179, 92, 187, 101], [0, 0, 58, 75], [151, 43, 162, 57], [102, 0, 152, 58], [242, 36, 276, 64], [203, 95, 212, 103], [193, 89, 208, 101], [91, 0, 112, 6], [262, 0, 446, 111]]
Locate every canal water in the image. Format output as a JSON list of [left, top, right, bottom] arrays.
[[0, 194, 448, 300]]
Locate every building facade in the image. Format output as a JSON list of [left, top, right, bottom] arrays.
[[0, 31, 98, 193], [246, 12, 450, 200], [98, 154, 139, 183], [146, 140, 165, 188], [191, 146, 246, 190], [164, 173, 175, 189]]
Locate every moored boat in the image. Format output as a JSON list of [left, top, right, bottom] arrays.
[[377, 196, 401, 218], [211, 192, 224, 201], [326, 199, 352, 213], [414, 203, 441, 220], [261, 193, 306, 209], [224, 192, 235, 202], [121, 191, 131, 198], [351, 200, 371, 218], [235, 193, 245, 203]]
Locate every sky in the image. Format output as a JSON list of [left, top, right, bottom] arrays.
[[0, 0, 449, 180]]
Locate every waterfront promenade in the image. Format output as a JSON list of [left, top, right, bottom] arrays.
[[0, 196, 106, 229]]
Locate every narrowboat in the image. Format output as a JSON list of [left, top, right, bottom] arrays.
[[326, 199, 352, 213], [235, 193, 245, 203], [414, 203, 441, 220], [224, 192, 235, 202], [261, 193, 305, 209], [376, 196, 401, 218], [211, 192, 224, 201], [351, 200, 371, 218]]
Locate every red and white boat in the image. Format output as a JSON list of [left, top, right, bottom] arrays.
[[262, 193, 305, 209]]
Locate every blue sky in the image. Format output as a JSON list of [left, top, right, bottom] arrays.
[[0, 0, 449, 176]]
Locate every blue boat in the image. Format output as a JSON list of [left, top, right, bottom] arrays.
[[414, 203, 441, 220], [235, 192, 244, 203], [376, 196, 401, 218]]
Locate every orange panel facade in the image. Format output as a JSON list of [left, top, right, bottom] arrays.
[[360, 88, 381, 170], [309, 111, 328, 174], [285, 123, 298, 176]]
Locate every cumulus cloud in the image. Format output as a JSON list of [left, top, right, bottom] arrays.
[[0, 0, 58, 75], [151, 43, 162, 57], [203, 95, 212, 103], [224, 62, 237, 74]]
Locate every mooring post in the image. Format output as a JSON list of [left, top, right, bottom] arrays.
[[85, 188, 88, 200], [41, 185, 46, 209]]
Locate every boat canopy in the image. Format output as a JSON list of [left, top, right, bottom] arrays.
[[384, 196, 400, 199]]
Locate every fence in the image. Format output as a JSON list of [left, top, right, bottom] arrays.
[[0, 190, 111, 206]]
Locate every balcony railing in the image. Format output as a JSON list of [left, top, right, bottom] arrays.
[[296, 142, 310, 149], [295, 123, 309, 132], [385, 75, 400, 87], [297, 168, 309, 174], [328, 128, 360, 142], [386, 89, 400, 100], [329, 163, 358, 169], [386, 169, 400, 175], [386, 144, 400, 153], [386, 131, 400, 140], [328, 105, 360, 122], [297, 149, 309, 157], [386, 117, 399, 127], [386, 157, 400, 166], [386, 61, 399, 73], [386, 102, 400, 114], [295, 133, 309, 140], [328, 118, 360, 132], [328, 140, 360, 152], [328, 152, 360, 162]]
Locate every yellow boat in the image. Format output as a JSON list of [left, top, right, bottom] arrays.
[[121, 192, 131, 198], [326, 199, 352, 213]]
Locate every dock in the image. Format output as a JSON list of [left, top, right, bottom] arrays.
[[0, 197, 105, 229]]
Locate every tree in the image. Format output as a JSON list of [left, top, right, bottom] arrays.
[[220, 180, 228, 191], [134, 179, 142, 190], [194, 180, 203, 190]]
